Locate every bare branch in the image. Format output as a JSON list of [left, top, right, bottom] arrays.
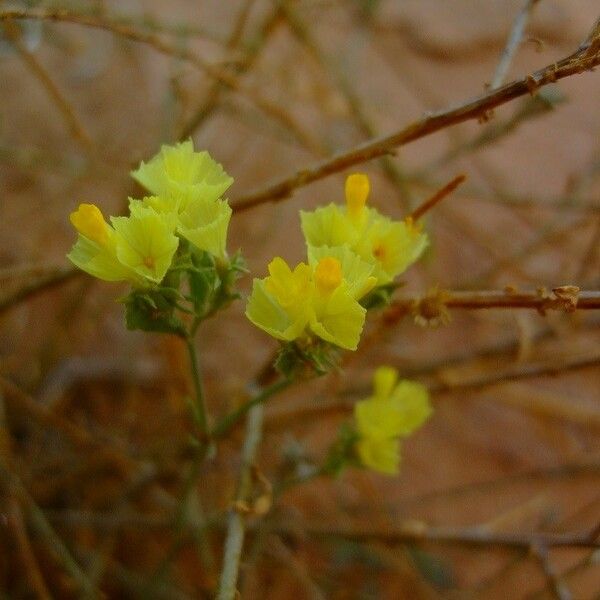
[[491, 0, 542, 89], [274, 520, 600, 550], [0, 8, 315, 150], [231, 18, 600, 212], [2, 19, 93, 152]]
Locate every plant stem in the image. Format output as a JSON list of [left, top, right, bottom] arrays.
[[216, 403, 265, 600], [185, 335, 209, 438], [212, 378, 291, 438]]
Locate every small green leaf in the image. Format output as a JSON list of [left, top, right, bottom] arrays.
[[124, 289, 186, 336]]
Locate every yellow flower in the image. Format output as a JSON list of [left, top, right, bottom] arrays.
[[354, 366, 431, 475], [129, 142, 234, 259], [67, 203, 178, 286], [354, 217, 428, 284], [246, 258, 313, 341], [246, 254, 368, 350], [131, 140, 233, 211], [111, 208, 179, 284], [301, 173, 428, 286], [355, 437, 400, 475], [129, 195, 231, 259], [177, 197, 232, 260], [307, 245, 376, 301]]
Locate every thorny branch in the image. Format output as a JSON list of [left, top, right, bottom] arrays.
[[385, 288, 600, 326], [231, 16, 600, 212]]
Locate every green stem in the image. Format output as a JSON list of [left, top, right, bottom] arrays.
[[185, 335, 209, 438], [212, 378, 291, 438]]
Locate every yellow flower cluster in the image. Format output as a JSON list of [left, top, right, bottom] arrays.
[[354, 366, 431, 474], [301, 174, 428, 285], [68, 141, 233, 286], [246, 245, 376, 351], [246, 174, 428, 350]]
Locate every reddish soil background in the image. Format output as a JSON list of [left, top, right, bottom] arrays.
[[1, 0, 599, 598]]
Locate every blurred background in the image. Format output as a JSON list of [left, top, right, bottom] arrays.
[[1, 0, 599, 597]]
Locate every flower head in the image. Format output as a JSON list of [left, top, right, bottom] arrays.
[[131, 140, 233, 211], [68, 203, 178, 286], [129, 142, 234, 259], [301, 174, 428, 286], [246, 247, 373, 350], [354, 366, 431, 474]]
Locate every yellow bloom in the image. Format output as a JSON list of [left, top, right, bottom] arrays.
[[354, 217, 428, 284], [68, 204, 141, 283], [246, 258, 312, 341], [129, 142, 234, 259], [355, 437, 400, 475], [68, 203, 179, 286], [246, 254, 367, 350], [307, 245, 376, 301], [301, 174, 428, 286], [111, 208, 179, 284], [131, 140, 233, 211], [354, 366, 431, 475], [178, 197, 232, 260]]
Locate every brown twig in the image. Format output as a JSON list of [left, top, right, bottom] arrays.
[[530, 542, 573, 600], [389, 288, 600, 322], [0, 267, 80, 318], [231, 17, 600, 212], [275, 520, 600, 550], [178, 0, 280, 140], [2, 19, 93, 152], [0, 391, 52, 600], [0, 9, 315, 151], [491, 0, 543, 89], [408, 174, 466, 221]]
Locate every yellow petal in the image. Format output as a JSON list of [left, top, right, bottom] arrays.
[[345, 173, 370, 220], [178, 197, 232, 259], [373, 366, 398, 401], [355, 437, 400, 475], [131, 141, 233, 209], [111, 210, 178, 284], [389, 380, 433, 436], [245, 279, 310, 341], [70, 203, 109, 246], [309, 283, 365, 350], [300, 204, 359, 248], [307, 245, 376, 300], [314, 257, 342, 294]]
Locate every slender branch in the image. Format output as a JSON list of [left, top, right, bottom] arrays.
[[278, 520, 600, 550], [530, 542, 573, 600], [2, 19, 92, 152], [491, 0, 542, 89], [0, 267, 79, 317], [408, 174, 466, 221], [231, 17, 600, 212], [0, 9, 314, 150], [388, 289, 600, 322], [0, 465, 98, 596], [184, 336, 209, 438], [216, 403, 265, 600], [212, 378, 291, 438]]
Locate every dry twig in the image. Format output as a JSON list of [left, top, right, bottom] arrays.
[[232, 18, 600, 212]]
